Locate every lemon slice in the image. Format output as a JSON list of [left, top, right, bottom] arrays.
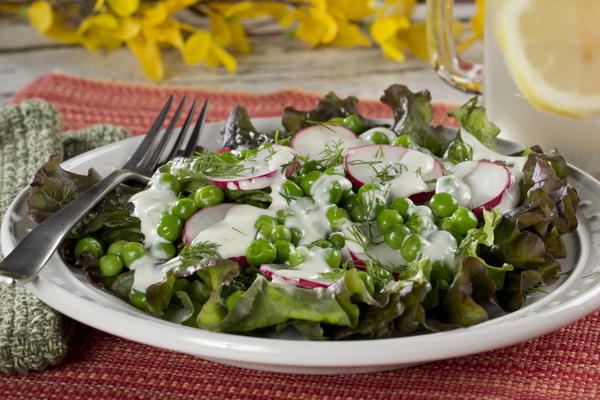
[[497, 0, 600, 118]]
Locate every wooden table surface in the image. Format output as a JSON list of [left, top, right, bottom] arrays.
[[0, 11, 474, 107]]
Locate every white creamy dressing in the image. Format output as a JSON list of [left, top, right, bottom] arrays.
[[272, 247, 332, 282], [359, 127, 397, 144], [130, 256, 171, 293], [129, 182, 178, 247], [193, 204, 274, 258], [461, 130, 526, 179], [388, 172, 429, 198], [384, 149, 437, 198], [220, 146, 297, 190], [435, 175, 472, 207], [420, 230, 458, 268]]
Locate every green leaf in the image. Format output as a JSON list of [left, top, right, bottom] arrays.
[[200, 276, 353, 332], [281, 92, 370, 133], [220, 106, 293, 149], [380, 84, 452, 157], [448, 97, 500, 151], [439, 257, 497, 327]]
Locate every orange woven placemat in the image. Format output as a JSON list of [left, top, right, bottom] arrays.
[[3, 73, 599, 400]]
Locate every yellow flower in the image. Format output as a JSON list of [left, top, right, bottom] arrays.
[[370, 15, 410, 62], [127, 32, 163, 80], [107, 0, 139, 18], [296, 7, 338, 46], [28, 1, 80, 43]]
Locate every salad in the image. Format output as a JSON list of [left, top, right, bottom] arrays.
[[26, 84, 580, 340]]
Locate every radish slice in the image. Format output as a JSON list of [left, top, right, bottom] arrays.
[[259, 264, 331, 289], [182, 203, 237, 245], [344, 144, 444, 202], [291, 125, 362, 160], [207, 145, 296, 190], [445, 161, 513, 216]]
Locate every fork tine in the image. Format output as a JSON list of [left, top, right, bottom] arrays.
[[142, 97, 187, 171], [181, 100, 209, 158], [161, 99, 198, 164], [123, 95, 173, 170]]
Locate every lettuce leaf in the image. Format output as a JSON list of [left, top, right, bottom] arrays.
[[200, 275, 353, 332], [220, 106, 293, 149], [439, 257, 498, 326], [448, 97, 500, 151], [380, 84, 452, 157], [281, 92, 370, 133], [27, 155, 103, 223]]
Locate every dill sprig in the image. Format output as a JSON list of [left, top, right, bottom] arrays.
[[180, 241, 219, 258], [191, 150, 249, 178], [319, 139, 346, 169]]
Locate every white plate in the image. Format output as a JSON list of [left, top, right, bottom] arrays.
[[2, 118, 600, 375]]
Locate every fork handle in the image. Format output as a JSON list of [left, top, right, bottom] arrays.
[[0, 169, 148, 284]]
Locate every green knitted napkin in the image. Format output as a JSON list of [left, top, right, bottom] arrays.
[[0, 99, 129, 373]]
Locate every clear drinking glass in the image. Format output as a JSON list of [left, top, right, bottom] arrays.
[[426, 0, 600, 173]]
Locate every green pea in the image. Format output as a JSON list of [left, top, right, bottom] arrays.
[[290, 228, 303, 246], [154, 172, 181, 193], [369, 131, 390, 145], [384, 226, 410, 250], [225, 290, 245, 312], [329, 117, 345, 125], [298, 160, 319, 176], [324, 248, 342, 269], [445, 137, 473, 163], [400, 234, 422, 262], [151, 242, 176, 259], [274, 240, 294, 263], [300, 170, 323, 195], [246, 239, 277, 266], [357, 270, 375, 295], [170, 198, 197, 220], [450, 207, 478, 235], [194, 185, 224, 208], [121, 242, 146, 267], [406, 214, 432, 234], [429, 192, 459, 218], [392, 134, 416, 148], [255, 215, 277, 238], [358, 187, 386, 220], [281, 179, 304, 199], [390, 197, 413, 219], [326, 206, 349, 231], [358, 183, 385, 196], [157, 214, 183, 241], [323, 180, 344, 204], [270, 225, 292, 242], [342, 114, 364, 133], [289, 247, 309, 266], [376, 209, 404, 232], [329, 232, 346, 248], [99, 254, 124, 277], [74, 237, 104, 259], [107, 240, 127, 257], [130, 291, 148, 311], [276, 209, 295, 224]]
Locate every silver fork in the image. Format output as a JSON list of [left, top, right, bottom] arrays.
[[0, 96, 208, 285]]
